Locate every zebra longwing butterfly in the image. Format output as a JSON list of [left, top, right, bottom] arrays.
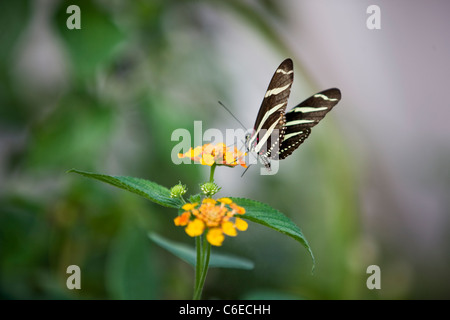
[[246, 58, 341, 170]]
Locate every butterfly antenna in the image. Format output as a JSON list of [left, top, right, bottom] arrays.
[[218, 101, 247, 131], [240, 164, 252, 178], [217, 101, 251, 176]]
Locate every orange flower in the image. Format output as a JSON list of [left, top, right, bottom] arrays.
[[178, 143, 247, 168], [174, 198, 247, 246], [206, 228, 225, 246], [185, 219, 205, 237], [174, 211, 191, 226]]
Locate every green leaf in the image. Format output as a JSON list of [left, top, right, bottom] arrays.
[[68, 169, 182, 208], [149, 233, 254, 270], [106, 220, 158, 299], [189, 193, 202, 204], [231, 197, 315, 270]]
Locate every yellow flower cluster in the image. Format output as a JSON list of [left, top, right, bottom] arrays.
[[174, 198, 248, 246], [178, 143, 247, 168]]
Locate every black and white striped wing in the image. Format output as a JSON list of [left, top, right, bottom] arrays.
[[279, 88, 341, 159], [247, 58, 294, 158]]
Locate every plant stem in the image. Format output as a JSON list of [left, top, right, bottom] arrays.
[[209, 163, 217, 183], [199, 239, 211, 291], [193, 163, 215, 299], [193, 236, 211, 300], [194, 235, 202, 299]]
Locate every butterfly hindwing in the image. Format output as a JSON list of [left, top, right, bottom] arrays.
[[279, 88, 341, 159]]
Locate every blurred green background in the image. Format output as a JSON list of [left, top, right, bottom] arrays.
[[1, 0, 449, 299]]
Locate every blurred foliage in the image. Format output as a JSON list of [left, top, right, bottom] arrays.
[[0, 0, 375, 300]]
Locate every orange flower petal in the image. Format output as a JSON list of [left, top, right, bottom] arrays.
[[202, 198, 217, 205], [235, 217, 248, 231], [222, 221, 237, 236], [217, 197, 232, 205], [206, 228, 225, 246], [224, 151, 237, 165], [201, 154, 215, 166], [230, 203, 245, 214], [185, 219, 205, 237], [174, 211, 191, 226], [179, 143, 247, 167], [193, 146, 202, 157], [182, 203, 198, 211], [202, 144, 214, 154]]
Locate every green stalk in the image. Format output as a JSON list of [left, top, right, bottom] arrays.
[[194, 235, 203, 299], [199, 239, 211, 291], [193, 236, 211, 300], [209, 163, 217, 183], [193, 163, 215, 299]]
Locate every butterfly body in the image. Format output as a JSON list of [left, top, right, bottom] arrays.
[[246, 59, 341, 169]]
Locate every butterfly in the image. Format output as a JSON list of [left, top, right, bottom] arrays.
[[245, 58, 341, 170]]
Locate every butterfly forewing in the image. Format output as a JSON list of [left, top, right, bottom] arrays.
[[248, 58, 294, 157], [246, 59, 341, 170], [279, 88, 341, 159]]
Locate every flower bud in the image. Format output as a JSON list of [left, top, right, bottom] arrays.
[[200, 182, 221, 197], [170, 182, 187, 198]]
